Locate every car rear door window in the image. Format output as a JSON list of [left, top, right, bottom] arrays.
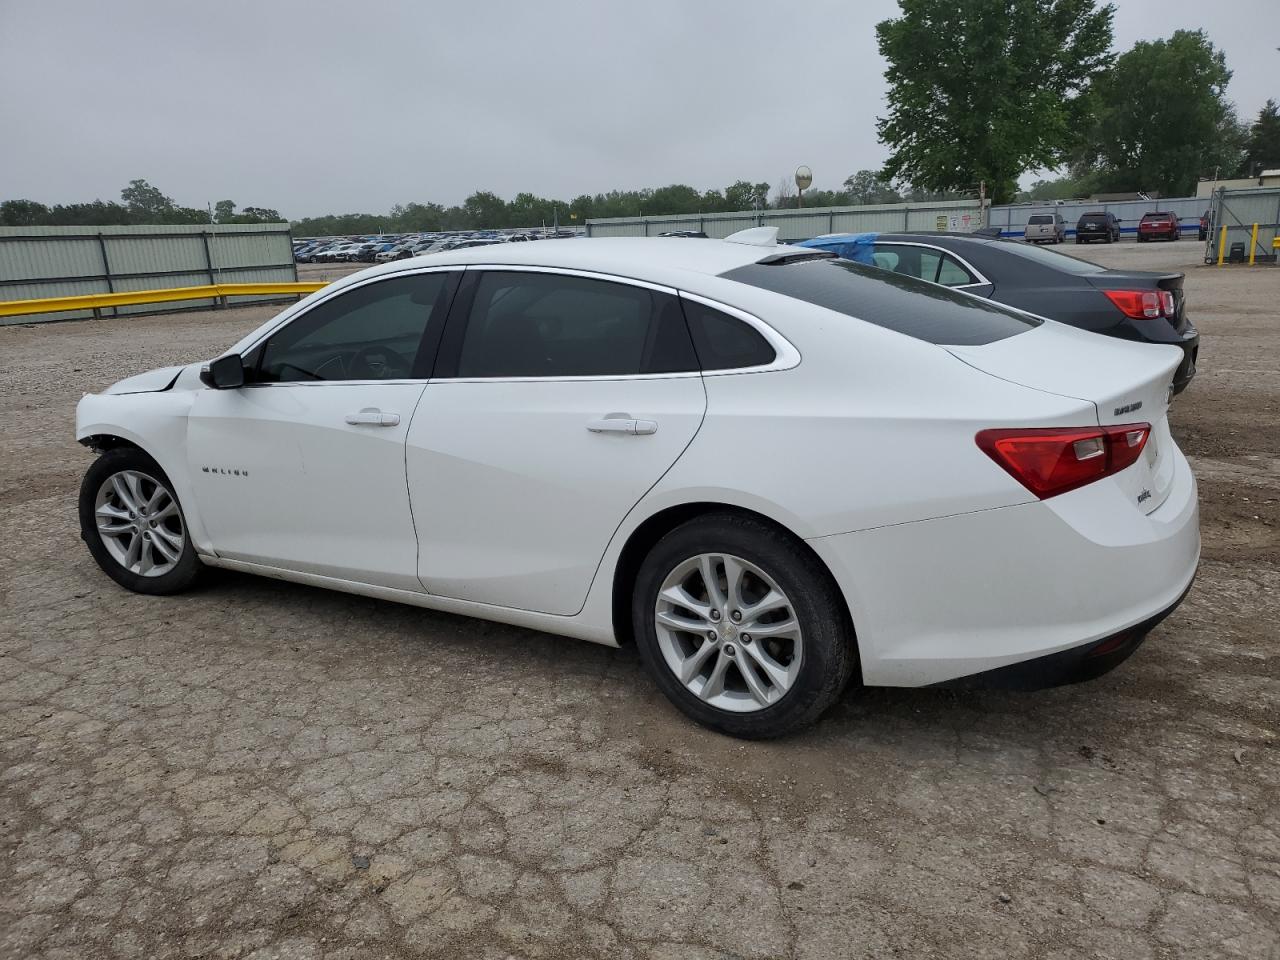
[[454, 271, 698, 378], [721, 257, 1038, 346]]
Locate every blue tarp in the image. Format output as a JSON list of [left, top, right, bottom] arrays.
[[795, 232, 880, 265]]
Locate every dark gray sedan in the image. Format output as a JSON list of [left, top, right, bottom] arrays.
[[855, 233, 1198, 393]]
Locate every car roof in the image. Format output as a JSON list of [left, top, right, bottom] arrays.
[[348, 236, 787, 289]]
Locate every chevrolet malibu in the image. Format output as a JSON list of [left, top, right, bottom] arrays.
[[76, 230, 1200, 738]]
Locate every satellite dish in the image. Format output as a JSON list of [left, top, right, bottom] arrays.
[[795, 166, 813, 191]]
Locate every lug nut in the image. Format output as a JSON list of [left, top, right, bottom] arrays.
[[731, 610, 742, 622], [724, 644, 736, 657], [741, 634, 752, 644], [706, 630, 717, 642], [709, 609, 720, 621]]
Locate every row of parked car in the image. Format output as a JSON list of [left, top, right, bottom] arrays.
[[1022, 210, 1202, 245], [292, 231, 578, 264]]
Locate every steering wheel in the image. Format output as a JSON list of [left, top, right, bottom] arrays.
[[347, 345, 412, 380]]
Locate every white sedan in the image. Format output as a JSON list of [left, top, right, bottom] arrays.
[[75, 229, 1199, 738]]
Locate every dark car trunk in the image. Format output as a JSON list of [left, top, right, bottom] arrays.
[[1086, 272, 1187, 333]]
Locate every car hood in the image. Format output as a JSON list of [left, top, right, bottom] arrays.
[[102, 364, 186, 395]]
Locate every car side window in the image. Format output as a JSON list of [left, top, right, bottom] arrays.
[[455, 271, 698, 378], [935, 255, 976, 286], [257, 273, 450, 383], [873, 244, 974, 287], [680, 298, 776, 370]]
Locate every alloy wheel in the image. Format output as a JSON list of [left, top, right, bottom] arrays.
[[94, 469, 185, 577], [654, 553, 803, 712]]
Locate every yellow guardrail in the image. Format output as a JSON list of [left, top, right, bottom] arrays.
[[0, 281, 329, 319]]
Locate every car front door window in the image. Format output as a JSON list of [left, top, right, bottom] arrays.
[[257, 272, 451, 383]]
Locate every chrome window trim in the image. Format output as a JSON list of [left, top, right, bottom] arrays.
[[870, 241, 992, 289]]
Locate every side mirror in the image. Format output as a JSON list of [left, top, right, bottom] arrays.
[[200, 354, 246, 389]]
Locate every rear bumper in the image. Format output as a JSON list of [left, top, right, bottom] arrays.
[[931, 576, 1193, 690], [808, 446, 1200, 688]]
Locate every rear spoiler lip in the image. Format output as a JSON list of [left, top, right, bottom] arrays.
[[1086, 272, 1185, 291]]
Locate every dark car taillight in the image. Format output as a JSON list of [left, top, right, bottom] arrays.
[[1104, 290, 1164, 319], [976, 424, 1151, 499]]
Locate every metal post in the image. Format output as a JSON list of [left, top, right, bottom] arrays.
[[1217, 225, 1228, 265], [904, 206, 910, 230], [96, 232, 115, 318], [1250, 223, 1259, 265], [201, 231, 216, 286], [829, 211, 835, 233]]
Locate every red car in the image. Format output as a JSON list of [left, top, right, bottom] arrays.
[[1138, 212, 1180, 242]]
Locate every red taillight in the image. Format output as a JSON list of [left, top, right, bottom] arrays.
[[976, 423, 1151, 499], [1104, 289, 1163, 319]]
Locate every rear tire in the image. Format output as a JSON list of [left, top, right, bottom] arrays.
[[79, 447, 202, 596], [631, 512, 856, 739]]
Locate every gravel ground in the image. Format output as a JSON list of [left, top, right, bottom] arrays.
[[1, 243, 1277, 959]]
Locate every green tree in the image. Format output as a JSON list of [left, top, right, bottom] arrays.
[[0, 199, 50, 225], [213, 200, 236, 223], [876, 0, 1114, 204], [1076, 30, 1242, 195], [462, 191, 508, 228], [724, 180, 770, 211], [1245, 99, 1280, 175], [842, 170, 901, 205], [121, 178, 176, 218]]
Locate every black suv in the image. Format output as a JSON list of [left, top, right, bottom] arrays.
[[1075, 211, 1120, 244]]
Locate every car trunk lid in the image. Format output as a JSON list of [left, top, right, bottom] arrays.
[[946, 322, 1182, 514]]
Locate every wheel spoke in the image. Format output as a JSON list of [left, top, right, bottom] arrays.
[[123, 533, 142, 571], [741, 641, 792, 689], [124, 473, 146, 512], [136, 539, 154, 576], [656, 609, 710, 634], [741, 617, 800, 641], [145, 486, 170, 513], [111, 475, 139, 512], [722, 555, 748, 609], [659, 584, 713, 623], [740, 589, 789, 624], [734, 649, 774, 706], [680, 639, 718, 684], [699, 650, 731, 701], [150, 532, 180, 563], [699, 555, 726, 609], [152, 501, 178, 522]]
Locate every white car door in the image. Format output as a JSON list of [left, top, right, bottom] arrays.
[[406, 268, 707, 616], [186, 270, 459, 590]]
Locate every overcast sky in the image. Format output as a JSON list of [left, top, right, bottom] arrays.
[[2, 0, 1275, 218]]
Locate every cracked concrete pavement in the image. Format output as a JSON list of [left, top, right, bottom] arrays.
[[1, 244, 1277, 958]]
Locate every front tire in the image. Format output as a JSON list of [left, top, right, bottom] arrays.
[[79, 447, 202, 595], [631, 513, 856, 739]]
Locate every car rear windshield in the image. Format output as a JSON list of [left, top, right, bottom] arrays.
[[987, 240, 1110, 275], [720, 257, 1040, 346], [1027, 215, 1053, 224]]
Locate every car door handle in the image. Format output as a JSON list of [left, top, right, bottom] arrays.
[[345, 408, 400, 427], [586, 416, 657, 436]]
